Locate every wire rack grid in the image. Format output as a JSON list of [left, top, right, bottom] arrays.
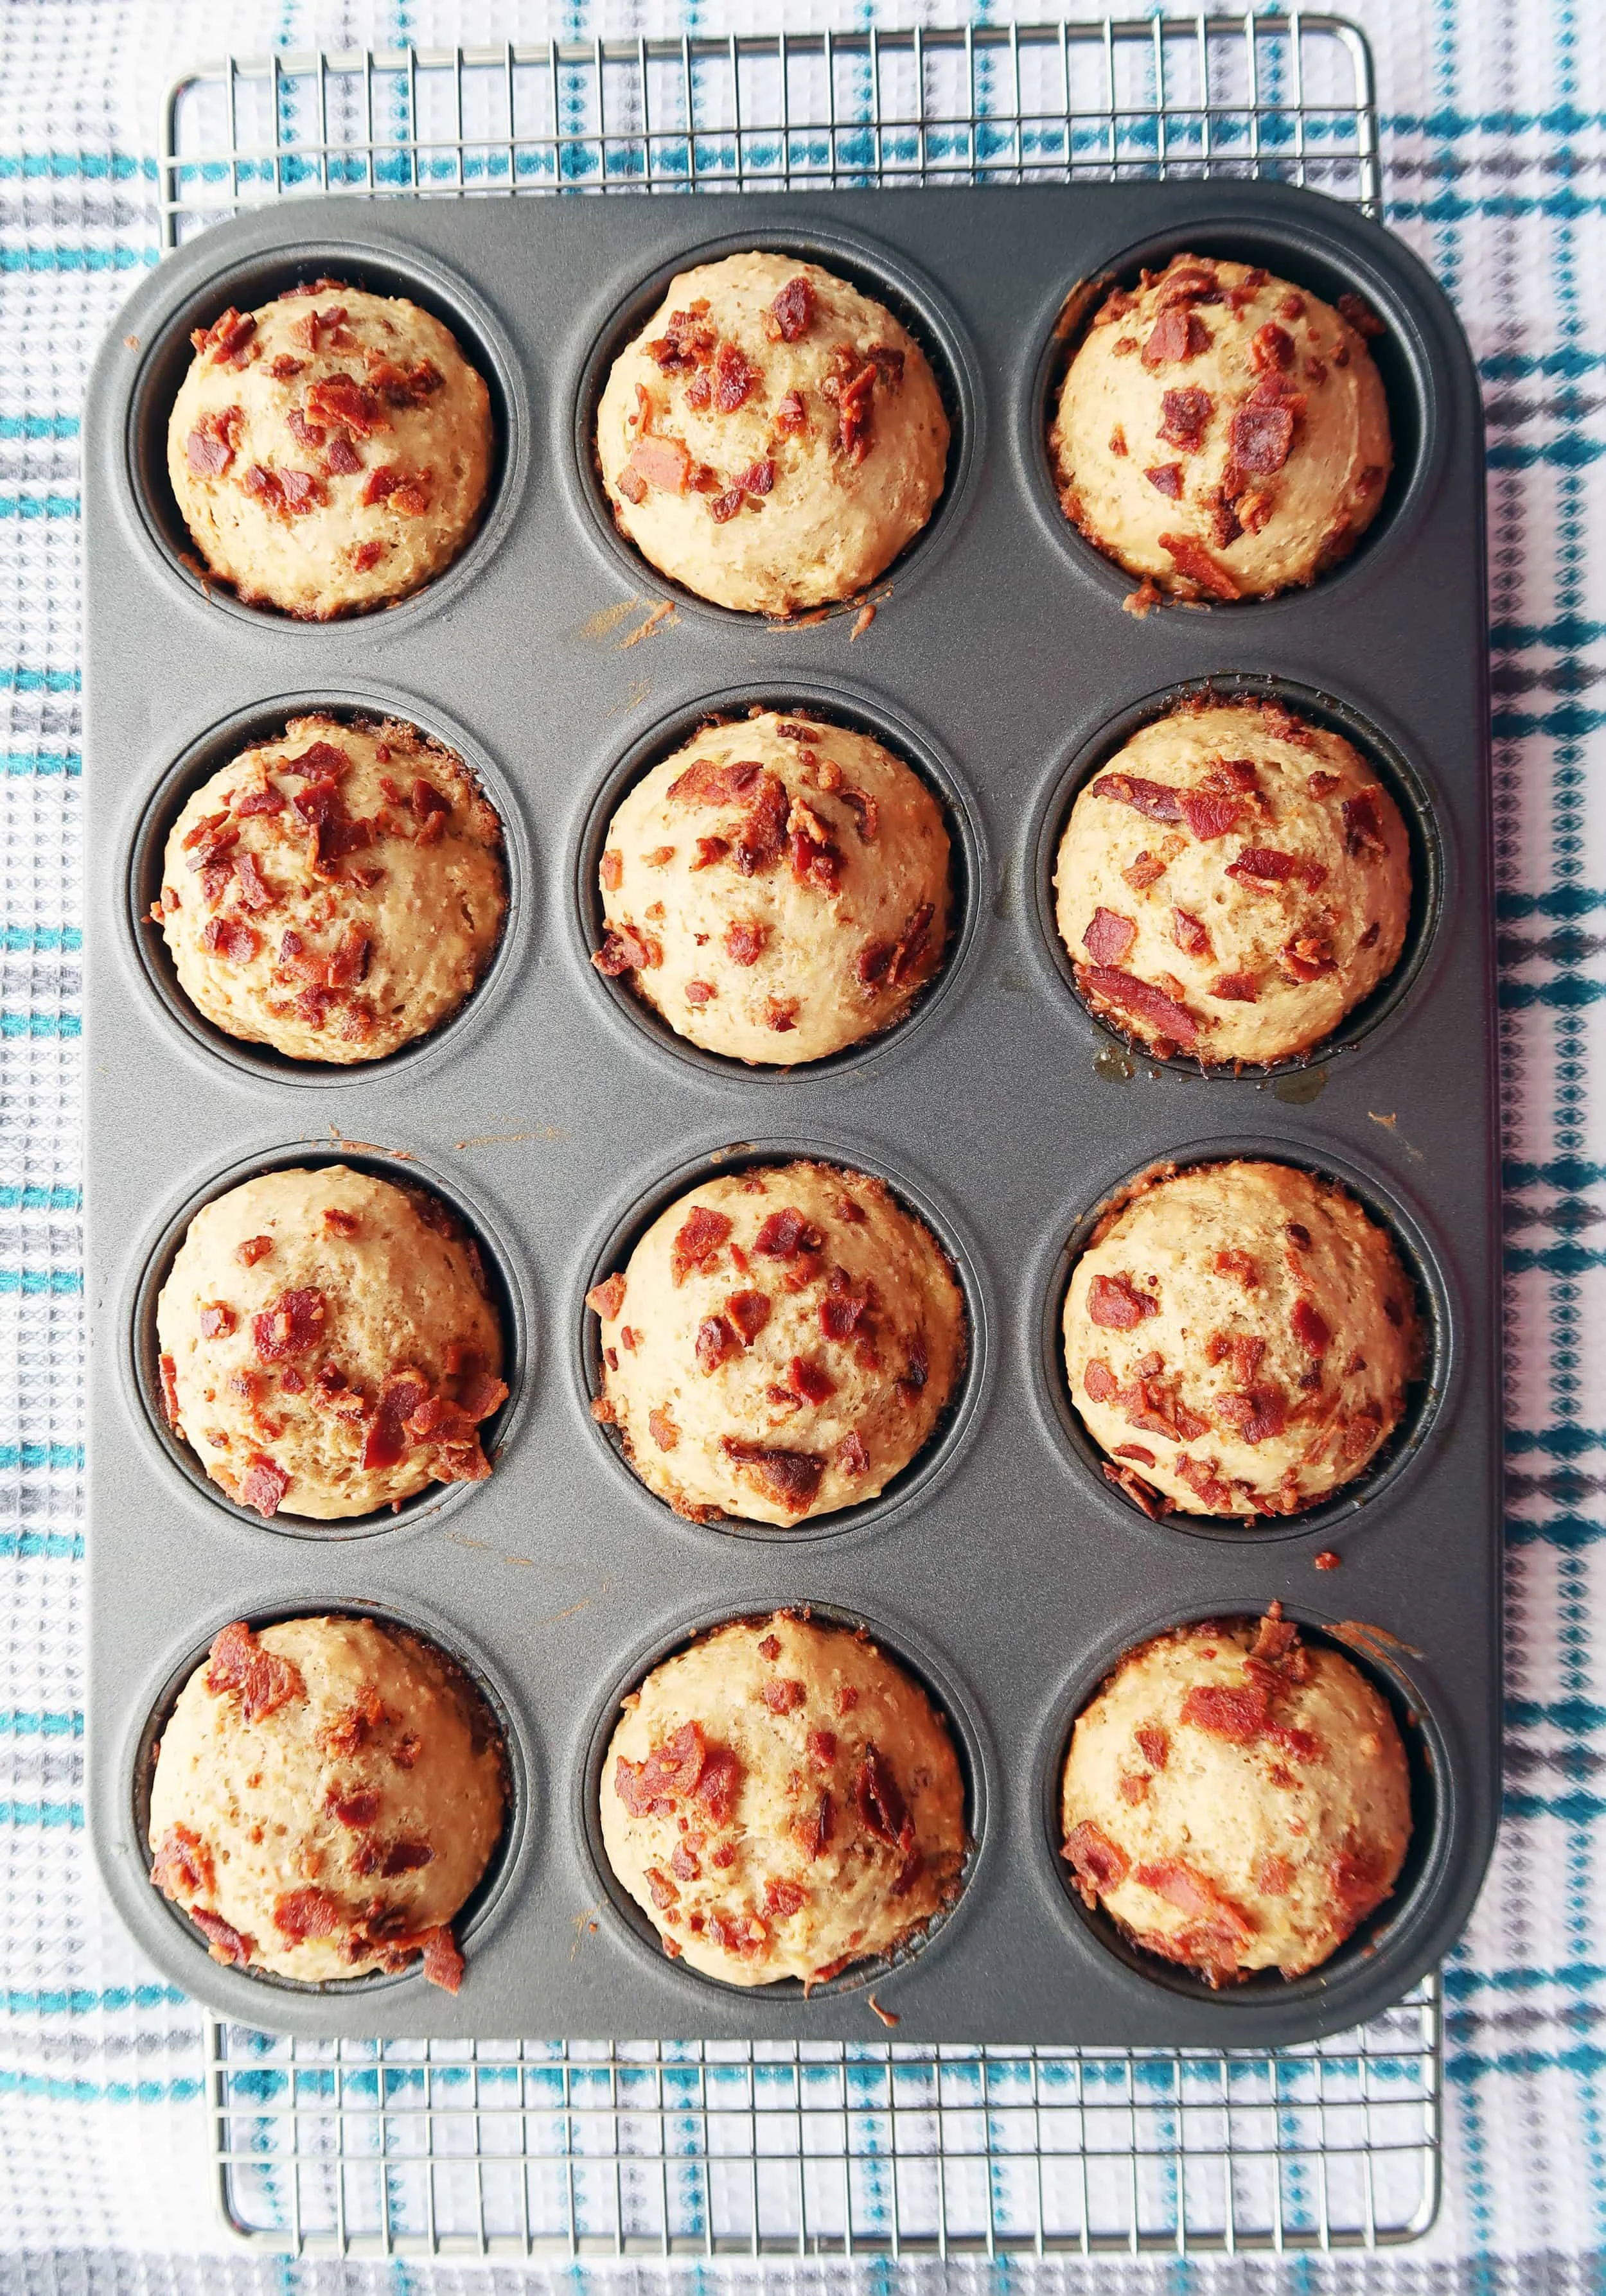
[[159, 12, 1381, 248], [161, 10, 1429, 2261]]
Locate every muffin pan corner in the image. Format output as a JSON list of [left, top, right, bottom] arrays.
[[84, 179, 1498, 2046]]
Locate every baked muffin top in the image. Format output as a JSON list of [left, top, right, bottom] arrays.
[[1063, 1160, 1421, 1521], [589, 1159, 966, 1527], [150, 1615, 506, 1986], [155, 714, 506, 1065], [1054, 696, 1411, 1067], [155, 1164, 506, 1520], [1050, 253, 1391, 603], [595, 252, 950, 615], [1061, 1607, 1411, 1982], [167, 282, 492, 618], [594, 709, 951, 1065], [601, 1610, 967, 1987]]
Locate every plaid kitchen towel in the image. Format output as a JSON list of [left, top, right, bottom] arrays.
[[3, 0, 1605, 2284]]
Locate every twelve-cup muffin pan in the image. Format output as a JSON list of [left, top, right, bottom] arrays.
[[83, 181, 1498, 2044]]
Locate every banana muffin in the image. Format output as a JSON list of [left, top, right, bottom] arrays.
[[154, 713, 506, 1064], [156, 1164, 506, 1520], [595, 252, 949, 615], [588, 1160, 966, 1526], [1050, 252, 1391, 602], [1063, 1160, 1421, 1521], [601, 1610, 967, 1986], [1055, 695, 1411, 1066], [168, 281, 493, 617], [1061, 1606, 1411, 1983], [594, 709, 951, 1065], [149, 1615, 506, 1987]]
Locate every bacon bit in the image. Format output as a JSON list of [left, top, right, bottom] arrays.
[[195, 913, 259, 972], [1178, 791, 1246, 841], [325, 1786, 381, 1830], [1337, 292, 1385, 338], [1093, 772, 1183, 823], [713, 341, 757, 412], [1207, 1330, 1266, 1386], [251, 1286, 327, 1362], [696, 1746, 743, 1830], [766, 275, 816, 342], [1088, 1272, 1157, 1329], [190, 1907, 254, 1965], [711, 1288, 768, 1347], [738, 457, 775, 498], [1158, 533, 1241, 599], [1081, 963, 1200, 1050], [1164, 908, 1208, 961], [587, 1273, 627, 1322], [719, 1436, 825, 1512], [754, 1208, 817, 1262], [1134, 1725, 1169, 1773], [1230, 390, 1296, 475], [672, 1205, 732, 1284], [708, 488, 745, 524], [764, 1877, 806, 1919], [773, 388, 807, 438], [1292, 1297, 1332, 1356], [836, 1431, 869, 1478], [1123, 576, 1164, 617], [786, 1354, 836, 1405], [592, 924, 662, 977], [1158, 386, 1213, 450], [757, 1633, 782, 1660], [1214, 1383, 1289, 1444], [622, 434, 694, 496], [1063, 1819, 1130, 1904], [1226, 846, 1327, 891], [361, 1371, 429, 1472], [648, 1406, 679, 1452], [617, 1721, 706, 1819], [1113, 1445, 1157, 1469], [854, 1745, 908, 1848], [186, 407, 243, 477], [819, 1271, 870, 1344], [1082, 907, 1136, 968], [649, 304, 717, 372], [305, 374, 384, 437], [152, 1822, 215, 1902], [1145, 462, 1184, 498], [1179, 1677, 1270, 1744], [1251, 322, 1295, 374], [192, 307, 257, 364], [788, 817, 843, 894], [1118, 1773, 1149, 1804], [1210, 972, 1257, 1004], [1342, 790, 1386, 858], [1109, 425, 1127, 456], [762, 1678, 807, 1715], [413, 1925, 464, 1993], [1082, 1358, 1118, 1404], [1314, 1549, 1342, 1571], [1133, 1857, 1253, 1946], [1141, 307, 1210, 368], [206, 1620, 305, 1718], [696, 1314, 739, 1372], [411, 779, 449, 831]]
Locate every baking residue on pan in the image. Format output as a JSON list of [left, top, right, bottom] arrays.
[[1272, 1065, 1328, 1107], [1094, 1045, 1136, 1084], [1327, 1618, 1425, 1708], [578, 599, 640, 642], [619, 600, 677, 649], [1369, 1109, 1426, 1162], [454, 1127, 566, 1150], [323, 1125, 414, 1159]]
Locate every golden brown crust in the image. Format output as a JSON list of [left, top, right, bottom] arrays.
[[1063, 1159, 1421, 1520], [596, 710, 951, 1065], [168, 285, 492, 618], [1049, 254, 1391, 602], [599, 1611, 967, 1986], [155, 1165, 506, 1520], [1054, 697, 1411, 1066], [590, 1160, 966, 1526], [1061, 1608, 1411, 1982], [158, 714, 506, 1064], [596, 253, 949, 614], [148, 1615, 506, 1985]]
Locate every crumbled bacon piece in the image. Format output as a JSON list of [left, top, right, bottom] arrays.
[[695, 1746, 743, 1828], [738, 457, 775, 498], [767, 275, 816, 342], [199, 915, 260, 963], [1140, 307, 1209, 370], [1088, 1272, 1157, 1329], [1144, 462, 1183, 498], [186, 407, 243, 477], [1080, 965, 1199, 1049], [1341, 790, 1386, 857], [1251, 321, 1295, 373], [1158, 386, 1213, 450], [718, 1436, 825, 1512], [190, 1908, 254, 1965], [713, 341, 757, 412], [1093, 772, 1183, 822], [361, 1371, 430, 1472], [1229, 385, 1297, 475], [754, 1208, 818, 1261], [587, 1272, 626, 1320], [1133, 1857, 1253, 1945], [1179, 791, 1246, 841], [836, 1431, 869, 1477], [621, 434, 693, 496], [1083, 907, 1136, 967], [191, 307, 257, 364], [152, 1821, 215, 1902], [725, 1289, 772, 1343], [1082, 1358, 1118, 1403], [592, 924, 662, 977], [1158, 534, 1241, 599], [1180, 1680, 1270, 1742], [1227, 846, 1327, 891], [382, 1841, 435, 1876], [412, 1926, 463, 1993], [708, 488, 744, 523], [206, 1620, 305, 1718], [1337, 292, 1385, 338], [1167, 907, 1210, 959], [326, 1787, 381, 1830], [617, 1721, 706, 1818], [649, 304, 718, 372], [672, 1205, 732, 1284], [648, 1407, 678, 1451], [696, 1314, 738, 1372], [795, 1790, 833, 1860], [1214, 1384, 1289, 1444], [1292, 1297, 1332, 1356], [854, 1745, 909, 1848], [762, 1678, 806, 1715], [1136, 1725, 1169, 1771], [305, 374, 384, 437], [250, 1286, 327, 1364], [787, 1354, 835, 1405], [1063, 1819, 1129, 1904]]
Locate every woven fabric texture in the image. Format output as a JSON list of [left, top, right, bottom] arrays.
[[1, 0, 1602, 2282]]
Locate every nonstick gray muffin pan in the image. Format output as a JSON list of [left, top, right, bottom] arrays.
[[83, 182, 1498, 2044]]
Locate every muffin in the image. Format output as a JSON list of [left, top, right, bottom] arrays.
[[153, 713, 506, 1064], [168, 281, 493, 618], [1061, 1606, 1411, 1983], [1050, 253, 1391, 602], [1063, 1160, 1420, 1521], [149, 1615, 506, 1987], [601, 1611, 967, 1986], [588, 1160, 965, 1526], [594, 710, 951, 1065], [155, 1165, 506, 1520], [1054, 696, 1411, 1066], [595, 252, 949, 615]]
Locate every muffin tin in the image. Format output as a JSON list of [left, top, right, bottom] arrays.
[[84, 181, 1497, 2045]]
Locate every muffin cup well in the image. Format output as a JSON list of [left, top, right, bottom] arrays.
[[1031, 1138, 1454, 1545], [578, 1598, 988, 2002], [130, 1597, 531, 1995], [1027, 671, 1447, 1082], [572, 680, 985, 1085], [1036, 1602, 1453, 2013], [121, 690, 529, 1090], [569, 222, 982, 625], [574, 1135, 991, 1545], [1023, 208, 1441, 616], [125, 1143, 532, 1539], [124, 239, 526, 629]]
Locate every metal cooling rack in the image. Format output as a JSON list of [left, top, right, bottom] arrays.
[[166, 12, 1427, 2259], [159, 13, 1381, 250]]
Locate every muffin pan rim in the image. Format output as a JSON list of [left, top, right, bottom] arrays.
[[574, 1595, 993, 2005], [1017, 204, 1446, 620], [119, 1138, 536, 1541], [118, 684, 532, 1093], [1023, 668, 1451, 1084], [1026, 1132, 1459, 1547], [565, 218, 986, 628], [1030, 1598, 1458, 2012], [570, 1130, 995, 1548], [125, 1592, 536, 1997], [569, 674, 989, 1088], [117, 234, 533, 636]]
